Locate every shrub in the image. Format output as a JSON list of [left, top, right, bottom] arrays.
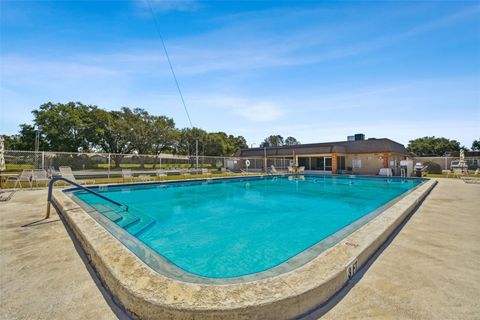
[[423, 161, 442, 174]]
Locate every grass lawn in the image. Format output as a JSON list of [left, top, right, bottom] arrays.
[[423, 173, 456, 179], [4, 164, 35, 172]]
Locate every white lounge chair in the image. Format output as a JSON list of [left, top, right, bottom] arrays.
[[297, 166, 305, 174], [7, 169, 33, 189], [121, 169, 135, 182], [271, 165, 278, 173], [138, 174, 151, 182], [461, 168, 480, 184], [156, 169, 167, 179], [288, 166, 295, 174], [59, 166, 95, 185], [32, 169, 49, 187], [201, 168, 211, 176]]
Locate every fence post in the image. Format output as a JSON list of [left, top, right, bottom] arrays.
[[41, 151, 45, 170], [264, 147, 267, 172], [108, 153, 111, 179]]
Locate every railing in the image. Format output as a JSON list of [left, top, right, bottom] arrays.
[[46, 176, 127, 219]]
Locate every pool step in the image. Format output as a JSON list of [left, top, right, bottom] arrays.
[[126, 216, 156, 236], [91, 204, 122, 222], [117, 211, 140, 228], [91, 203, 155, 236]]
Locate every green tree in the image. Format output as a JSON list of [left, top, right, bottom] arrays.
[[285, 136, 300, 146], [32, 102, 99, 152], [177, 127, 208, 156], [227, 135, 247, 155], [190, 132, 248, 157], [2, 134, 21, 150], [260, 135, 284, 147], [472, 139, 480, 151], [119, 107, 179, 167], [150, 116, 179, 168], [204, 132, 227, 156], [93, 109, 133, 168], [3, 124, 48, 150], [407, 136, 461, 156], [150, 116, 178, 155], [120, 107, 153, 155]]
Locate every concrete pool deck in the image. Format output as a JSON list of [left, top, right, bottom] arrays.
[[0, 178, 479, 319]]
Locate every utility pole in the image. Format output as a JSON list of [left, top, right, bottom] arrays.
[[35, 129, 40, 169]]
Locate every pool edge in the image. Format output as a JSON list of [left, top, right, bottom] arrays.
[[52, 178, 437, 319]]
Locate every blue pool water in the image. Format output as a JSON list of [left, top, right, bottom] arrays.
[[72, 175, 421, 279]]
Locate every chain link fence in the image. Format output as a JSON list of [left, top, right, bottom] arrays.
[[3, 150, 293, 178]]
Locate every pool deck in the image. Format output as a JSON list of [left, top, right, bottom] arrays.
[[1, 178, 479, 319]]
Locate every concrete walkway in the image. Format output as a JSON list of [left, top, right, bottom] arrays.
[[0, 189, 128, 320], [308, 178, 480, 319], [1, 179, 479, 319]]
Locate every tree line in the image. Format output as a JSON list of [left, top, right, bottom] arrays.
[[3, 102, 248, 157], [3, 102, 477, 158], [407, 136, 479, 156], [259, 135, 300, 147]]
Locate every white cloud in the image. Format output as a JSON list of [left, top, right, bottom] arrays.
[[189, 95, 286, 122], [136, 0, 200, 13]]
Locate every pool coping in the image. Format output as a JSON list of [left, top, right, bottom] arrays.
[[52, 176, 437, 319], [65, 175, 428, 285]]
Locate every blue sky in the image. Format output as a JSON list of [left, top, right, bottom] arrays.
[[1, 1, 479, 147]]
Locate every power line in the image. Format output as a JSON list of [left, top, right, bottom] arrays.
[[146, 0, 193, 128]]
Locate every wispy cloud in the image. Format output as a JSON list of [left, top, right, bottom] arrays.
[[131, 4, 480, 75], [135, 0, 200, 14], [190, 95, 286, 122], [1, 1, 479, 148]]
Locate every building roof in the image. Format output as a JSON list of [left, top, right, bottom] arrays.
[[236, 138, 409, 157]]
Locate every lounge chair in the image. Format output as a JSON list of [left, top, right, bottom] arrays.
[[271, 165, 278, 173], [461, 169, 480, 184], [59, 166, 94, 185], [201, 168, 211, 176], [121, 169, 135, 182], [221, 167, 233, 175], [452, 168, 467, 179], [288, 166, 295, 174], [7, 169, 33, 189], [32, 169, 49, 187], [156, 169, 167, 179], [297, 166, 305, 174], [138, 174, 151, 182]]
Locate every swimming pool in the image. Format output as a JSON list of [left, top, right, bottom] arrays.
[[68, 175, 423, 281]]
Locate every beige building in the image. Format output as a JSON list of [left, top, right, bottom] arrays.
[[236, 137, 410, 176]]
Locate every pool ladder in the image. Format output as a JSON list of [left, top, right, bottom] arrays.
[[46, 176, 127, 219]]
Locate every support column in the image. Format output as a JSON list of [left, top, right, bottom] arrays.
[[332, 153, 337, 174], [383, 152, 389, 168]]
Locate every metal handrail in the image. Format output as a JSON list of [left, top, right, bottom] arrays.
[[46, 176, 127, 218]]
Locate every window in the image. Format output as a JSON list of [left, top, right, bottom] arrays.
[[325, 157, 332, 171], [352, 158, 362, 169]]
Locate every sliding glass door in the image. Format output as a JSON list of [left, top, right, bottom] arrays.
[[298, 156, 332, 171]]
